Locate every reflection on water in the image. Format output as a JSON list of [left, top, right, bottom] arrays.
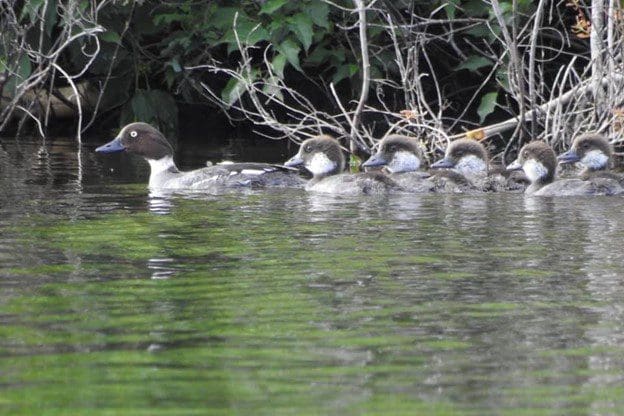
[[2, 137, 624, 414]]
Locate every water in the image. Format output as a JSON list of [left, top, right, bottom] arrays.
[[2, 137, 624, 415]]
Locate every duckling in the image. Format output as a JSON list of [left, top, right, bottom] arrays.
[[557, 133, 622, 181], [507, 140, 624, 196], [95, 122, 305, 190], [430, 138, 520, 192], [284, 135, 400, 195], [361, 134, 434, 193]]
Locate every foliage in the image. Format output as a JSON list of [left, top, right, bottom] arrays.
[[1, 0, 620, 154]]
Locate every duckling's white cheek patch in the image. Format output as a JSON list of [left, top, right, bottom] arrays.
[[581, 150, 609, 170], [455, 155, 487, 174], [388, 151, 420, 173], [308, 153, 336, 175], [524, 159, 547, 182]]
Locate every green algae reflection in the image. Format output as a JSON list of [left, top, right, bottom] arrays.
[[2, 193, 624, 415]]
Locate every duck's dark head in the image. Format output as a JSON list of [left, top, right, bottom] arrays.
[[362, 134, 424, 173], [284, 135, 345, 178], [558, 133, 612, 171], [430, 139, 488, 174], [506, 140, 556, 185], [96, 122, 174, 161]]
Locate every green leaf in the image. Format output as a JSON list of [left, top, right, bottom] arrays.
[[263, 76, 284, 102], [456, 56, 491, 72], [208, 7, 239, 30], [306, 46, 334, 66], [101, 30, 121, 44], [495, 68, 510, 92], [246, 25, 270, 45], [272, 54, 287, 79], [221, 77, 247, 107], [349, 154, 361, 173], [477, 91, 498, 123], [260, 0, 289, 14], [20, 0, 43, 22], [43, 0, 57, 37], [221, 20, 269, 48], [275, 39, 301, 71], [17, 54, 32, 82], [463, 0, 490, 17], [288, 13, 314, 51], [1, 54, 31, 97], [304, 2, 330, 29], [465, 24, 494, 39], [444, 0, 460, 19], [332, 63, 359, 85]]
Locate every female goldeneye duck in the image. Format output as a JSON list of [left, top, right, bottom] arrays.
[[361, 134, 434, 192], [557, 133, 620, 181], [507, 140, 624, 196], [95, 122, 305, 190], [284, 135, 400, 194]]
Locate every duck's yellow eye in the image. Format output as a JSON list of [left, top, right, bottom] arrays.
[[130, 131, 138, 138]]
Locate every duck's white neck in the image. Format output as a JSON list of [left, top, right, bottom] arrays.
[[580, 150, 609, 171], [387, 151, 421, 173], [308, 152, 339, 179], [147, 156, 177, 188], [523, 159, 550, 184], [455, 155, 487, 176]]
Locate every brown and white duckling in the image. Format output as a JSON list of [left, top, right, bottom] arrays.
[[430, 138, 520, 192], [431, 138, 489, 175], [507, 140, 624, 196], [361, 135, 434, 192], [284, 135, 400, 195], [557, 133, 621, 181], [96, 122, 305, 190]]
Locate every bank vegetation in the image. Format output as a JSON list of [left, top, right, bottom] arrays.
[[1, 0, 623, 163]]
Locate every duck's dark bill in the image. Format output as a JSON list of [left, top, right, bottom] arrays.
[[362, 154, 387, 168], [430, 158, 454, 169], [557, 150, 580, 164], [284, 155, 304, 168], [96, 137, 125, 154]]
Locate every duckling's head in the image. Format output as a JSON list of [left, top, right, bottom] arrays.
[[96, 122, 174, 161], [430, 139, 488, 175], [361, 134, 424, 173], [506, 141, 556, 185], [558, 133, 612, 171], [284, 135, 345, 178]]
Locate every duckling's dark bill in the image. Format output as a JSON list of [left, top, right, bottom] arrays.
[[284, 155, 304, 168], [557, 150, 580, 164], [362, 154, 387, 168], [96, 137, 125, 154], [430, 158, 454, 169]]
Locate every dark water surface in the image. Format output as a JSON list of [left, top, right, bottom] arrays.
[[2, 138, 624, 415]]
